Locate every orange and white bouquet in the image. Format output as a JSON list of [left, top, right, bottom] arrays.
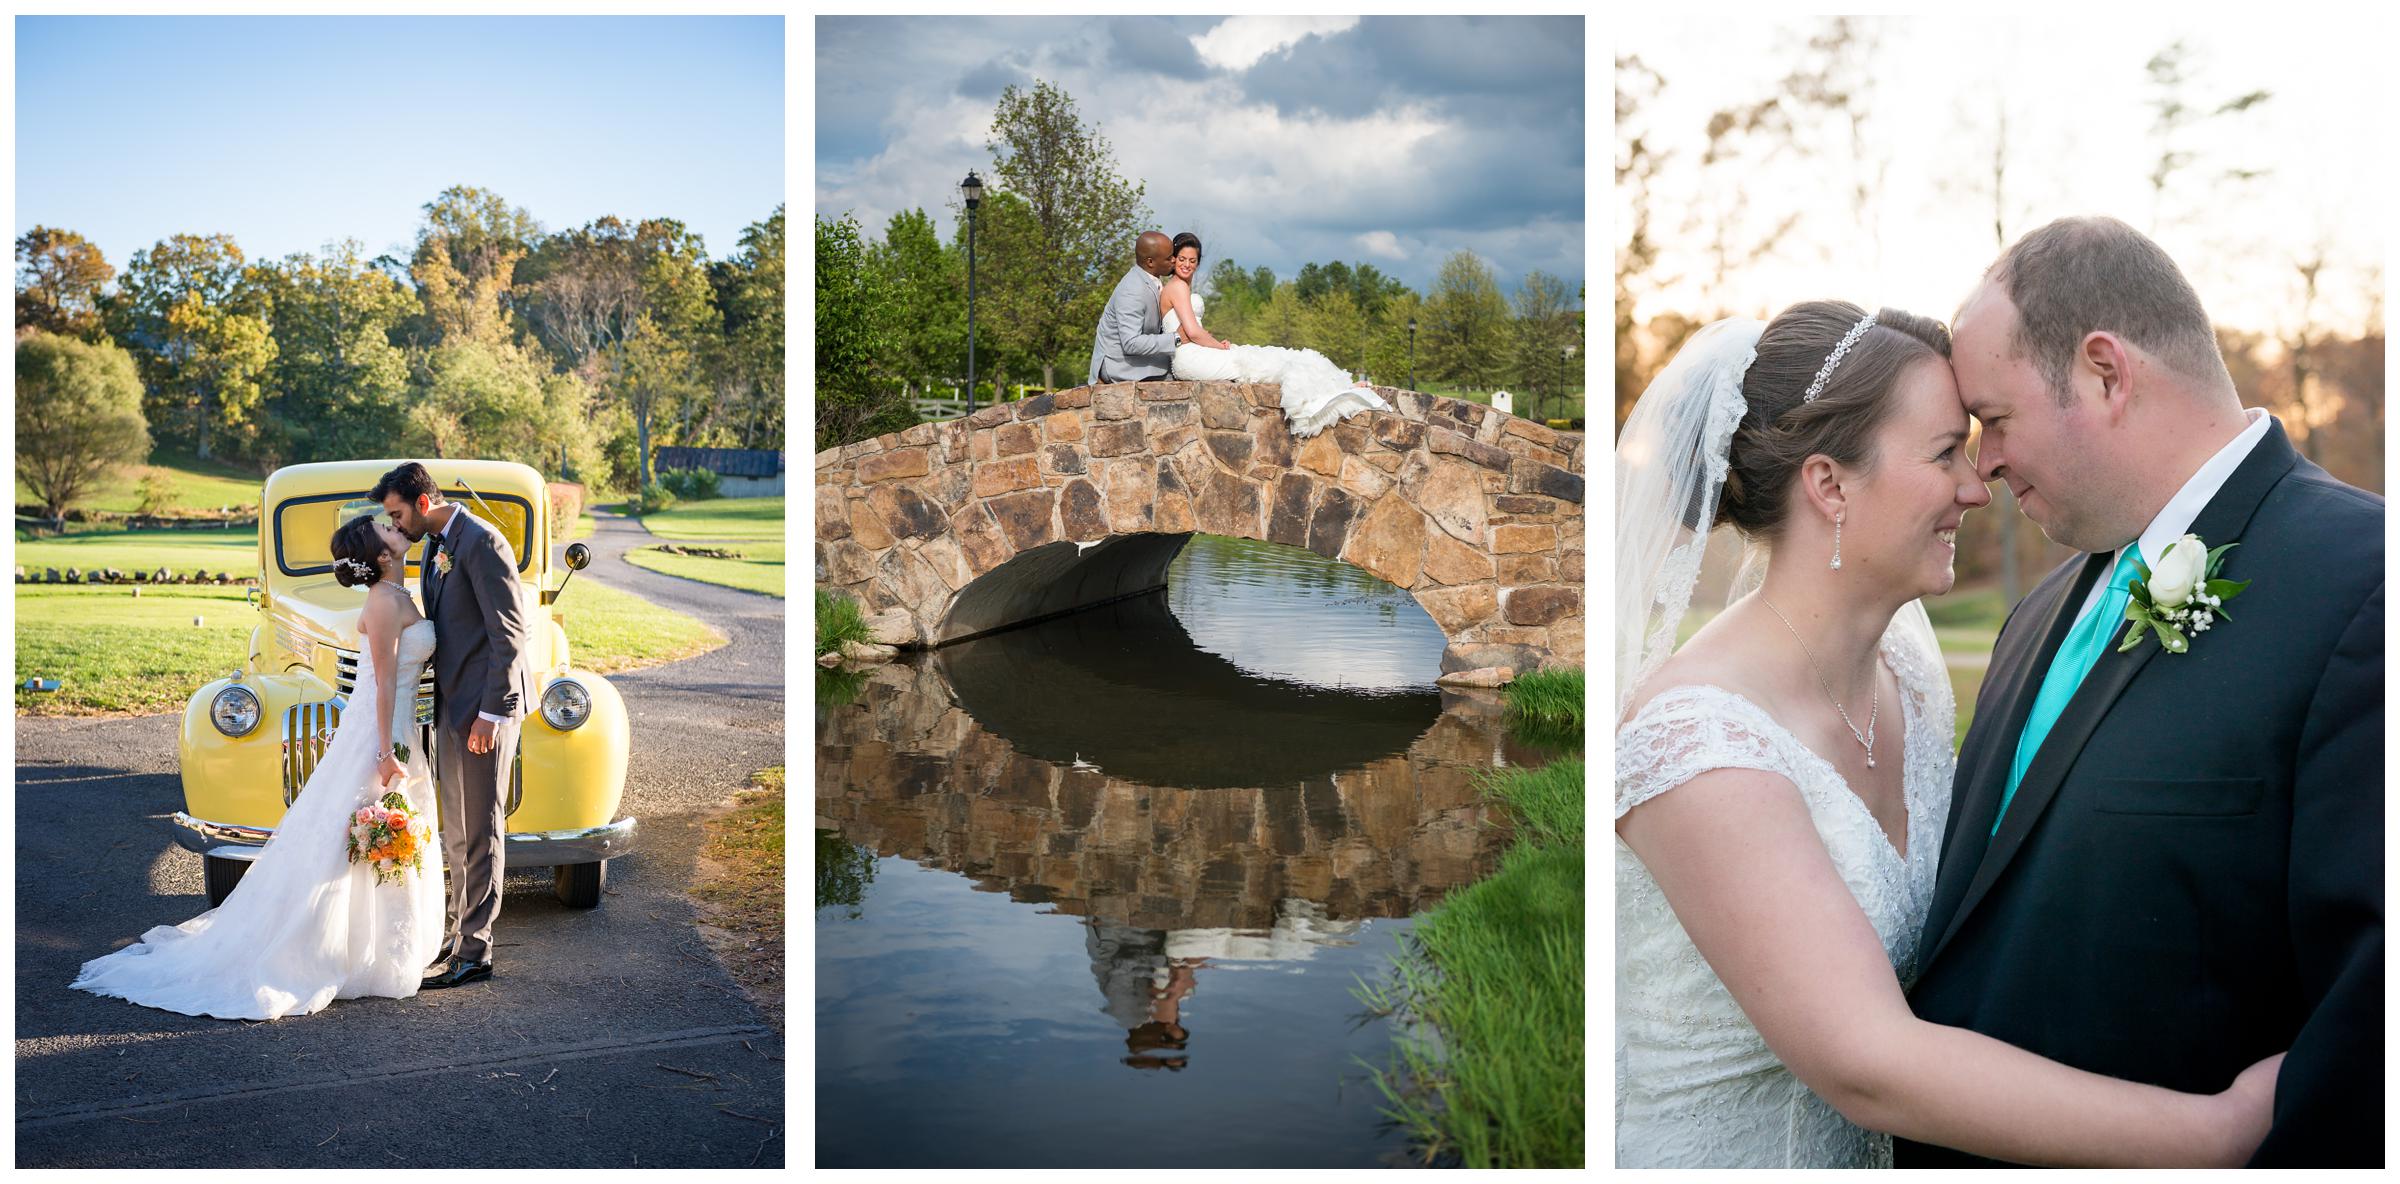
[[348, 790, 430, 885]]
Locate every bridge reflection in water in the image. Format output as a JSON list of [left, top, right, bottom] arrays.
[[816, 537, 1549, 1167]]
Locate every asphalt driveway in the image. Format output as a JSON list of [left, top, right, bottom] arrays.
[[13, 509, 787, 1168]]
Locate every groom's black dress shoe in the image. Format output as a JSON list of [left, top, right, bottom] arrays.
[[420, 959, 493, 989]]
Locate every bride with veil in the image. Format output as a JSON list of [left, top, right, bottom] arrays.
[[1612, 302, 2283, 1167]]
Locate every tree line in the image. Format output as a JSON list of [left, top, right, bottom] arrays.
[[15, 185, 784, 518], [817, 79, 1587, 453]]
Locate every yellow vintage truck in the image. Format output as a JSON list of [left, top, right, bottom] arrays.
[[172, 459, 633, 908]]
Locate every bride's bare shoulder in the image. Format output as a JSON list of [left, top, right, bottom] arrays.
[[1621, 612, 1773, 724]]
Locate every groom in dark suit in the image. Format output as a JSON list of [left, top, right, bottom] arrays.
[[375, 461, 535, 990], [1901, 216, 2382, 1167]]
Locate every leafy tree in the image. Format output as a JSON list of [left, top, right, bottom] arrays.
[[252, 239, 414, 464], [1423, 250, 1509, 388], [16, 332, 150, 522], [1301, 288, 1368, 373], [984, 79, 1152, 390], [105, 233, 272, 460], [1251, 281, 1308, 349], [1508, 270, 1578, 418], [519, 215, 643, 382], [1362, 290, 1425, 388], [411, 185, 541, 345], [873, 207, 964, 398], [815, 212, 912, 451], [405, 337, 553, 467], [15, 226, 114, 340], [715, 204, 786, 449]]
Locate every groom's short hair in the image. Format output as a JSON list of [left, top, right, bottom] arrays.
[[370, 462, 439, 506], [1984, 215, 2229, 403]]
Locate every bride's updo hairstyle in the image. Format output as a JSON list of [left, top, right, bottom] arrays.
[[1715, 300, 1953, 538], [330, 515, 387, 589]]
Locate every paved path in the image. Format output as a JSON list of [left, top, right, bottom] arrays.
[[13, 512, 786, 1168]]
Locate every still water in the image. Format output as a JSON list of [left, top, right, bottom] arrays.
[[816, 534, 1545, 1168]]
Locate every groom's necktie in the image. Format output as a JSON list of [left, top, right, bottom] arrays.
[[1995, 548, 2143, 834]]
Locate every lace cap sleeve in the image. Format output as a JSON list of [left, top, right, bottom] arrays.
[[1614, 686, 1801, 821]]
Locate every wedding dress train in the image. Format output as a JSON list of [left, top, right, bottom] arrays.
[[1166, 294, 1393, 437], [71, 618, 447, 1020]]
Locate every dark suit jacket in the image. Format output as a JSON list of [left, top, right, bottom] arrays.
[[1899, 418, 2383, 1167], [424, 508, 535, 732]]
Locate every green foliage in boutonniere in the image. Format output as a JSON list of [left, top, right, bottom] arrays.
[[2121, 534, 2251, 655]]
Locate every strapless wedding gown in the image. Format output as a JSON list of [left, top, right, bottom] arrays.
[[1614, 618, 1953, 1168], [1165, 293, 1393, 437], [72, 618, 447, 1020]]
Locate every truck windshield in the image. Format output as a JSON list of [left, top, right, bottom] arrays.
[[274, 492, 535, 578]]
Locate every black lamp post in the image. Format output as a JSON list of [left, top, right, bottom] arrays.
[[1406, 316, 1417, 392], [960, 170, 985, 417]]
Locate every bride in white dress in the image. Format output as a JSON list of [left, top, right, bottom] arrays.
[[1614, 302, 2282, 1167], [71, 513, 445, 1020], [1157, 232, 1392, 438]]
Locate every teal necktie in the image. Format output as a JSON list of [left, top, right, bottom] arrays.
[[1995, 548, 2142, 834]]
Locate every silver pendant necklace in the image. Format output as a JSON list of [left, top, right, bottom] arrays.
[[1761, 595, 1878, 768]]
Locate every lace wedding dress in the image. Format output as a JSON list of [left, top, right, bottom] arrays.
[[1165, 293, 1392, 437], [1614, 615, 1954, 1168], [72, 618, 446, 1020]]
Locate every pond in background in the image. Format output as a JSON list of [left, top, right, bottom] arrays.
[[815, 534, 1548, 1168]]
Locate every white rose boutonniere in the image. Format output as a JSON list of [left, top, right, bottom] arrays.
[[2121, 533, 2250, 654]]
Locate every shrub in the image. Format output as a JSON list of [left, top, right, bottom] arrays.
[[625, 481, 679, 516], [658, 466, 721, 501], [546, 481, 584, 535]]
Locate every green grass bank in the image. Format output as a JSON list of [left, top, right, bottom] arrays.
[[1359, 667, 1587, 1168]]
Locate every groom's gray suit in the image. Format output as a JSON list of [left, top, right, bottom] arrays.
[[422, 505, 534, 966], [1087, 264, 1178, 384]]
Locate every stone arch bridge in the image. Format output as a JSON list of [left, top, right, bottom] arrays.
[[814, 381, 1585, 678]]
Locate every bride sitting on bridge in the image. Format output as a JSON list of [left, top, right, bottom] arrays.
[[1159, 232, 1392, 438]]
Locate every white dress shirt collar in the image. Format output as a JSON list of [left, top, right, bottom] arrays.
[[2126, 406, 2271, 572], [2073, 407, 2270, 627]]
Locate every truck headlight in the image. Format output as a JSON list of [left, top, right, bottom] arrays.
[[541, 678, 592, 730], [211, 685, 262, 737]]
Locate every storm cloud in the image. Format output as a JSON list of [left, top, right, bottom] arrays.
[[815, 15, 1584, 299]]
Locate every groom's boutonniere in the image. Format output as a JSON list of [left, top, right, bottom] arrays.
[[434, 549, 453, 577], [2120, 533, 2250, 655]]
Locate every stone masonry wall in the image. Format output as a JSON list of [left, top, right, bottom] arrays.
[[814, 381, 1585, 676]]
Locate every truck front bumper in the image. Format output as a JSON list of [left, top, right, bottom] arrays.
[[168, 812, 637, 868]]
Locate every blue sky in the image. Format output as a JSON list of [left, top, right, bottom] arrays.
[[15, 16, 784, 273], [817, 16, 1585, 302]]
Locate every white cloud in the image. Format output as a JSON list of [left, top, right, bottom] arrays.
[[1354, 230, 1406, 260], [1191, 16, 1360, 73]]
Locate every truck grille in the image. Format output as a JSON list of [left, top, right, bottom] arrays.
[[282, 700, 343, 805], [333, 647, 437, 725], [280, 698, 523, 817]]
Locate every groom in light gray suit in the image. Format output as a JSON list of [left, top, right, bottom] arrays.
[[1087, 230, 1181, 384], [375, 461, 534, 990]]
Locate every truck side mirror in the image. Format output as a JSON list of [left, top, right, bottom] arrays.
[[565, 543, 591, 570]]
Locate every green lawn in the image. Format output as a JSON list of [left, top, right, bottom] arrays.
[[16, 523, 259, 577], [625, 542, 785, 598], [556, 578, 727, 673], [16, 578, 724, 716], [566, 513, 595, 542], [15, 448, 259, 517], [633, 496, 785, 542], [14, 585, 254, 715]]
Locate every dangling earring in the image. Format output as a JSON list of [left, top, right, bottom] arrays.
[[1830, 512, 1844, 571]]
